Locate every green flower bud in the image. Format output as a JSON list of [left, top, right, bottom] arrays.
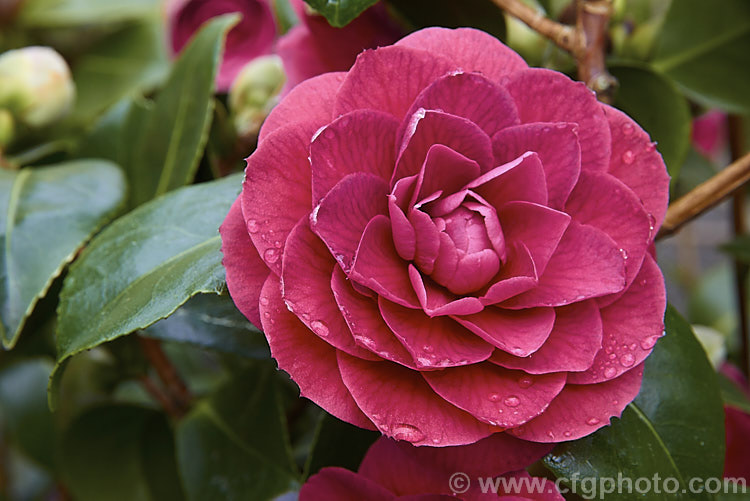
[[0, 46, 75, 128], [692, 324, 727, 369], [0, 109, 13, 148], [228, 55, 286, 137]]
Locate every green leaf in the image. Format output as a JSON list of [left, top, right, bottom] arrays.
[[53, 173, 242, 401], [545, 305, 725, 499], [610, 63, 691, 180], [69, 20, 168, 124], [303, 0, 378, 27], [719, 371, 750, 414], [143, 293, 270, 359], [61, 404, 184, 501], [387, 0, 506, 41], [652, 0, 750, 113], [721, 235, 750, 264], [18, 0, 159, 27], [125, 14, 237, 208], [176, 362, 299, 500], [0, 160, 126, 348]]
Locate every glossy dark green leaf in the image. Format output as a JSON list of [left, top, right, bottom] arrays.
[[0, 160, 126, 348], [386, 0, 506, 40], [143, 293, 269, 359], [653, 0, 750, 113], [70, 20, 168, 124], [61, 404, 184, 501], [54, 173, 242, 392], [18, 0, 158, 26], [176, 362, 299, 501], [545, 305, 725, 499], [0, 359, 57, 470], [610, 63, 691, 179], [125, 14, 237, 208], [303, 0, 378, 27]]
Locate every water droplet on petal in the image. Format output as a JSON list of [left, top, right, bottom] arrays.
[[604, 366, 617, 379], [311, 320, 329, 337], [622, 123, 634, 136], [259, 297, 269, 306], [392, 423, 425, 443], [608, 353, 616, 360], [563, 431, 572, 438], [586, 417, 601, 426], [264, 248, 280, 264], [622, 150, 635, 164], [518, 376, 533, 388], [620, 353, 635, 367], [629, 343, 637, 350], [263, 311, 271, 319], [619, 248, 629, 260], [504, 395, 521, 408], [431, 438, 441, 444], [646, 142, 657, 152], [640, 335, 659, 350], [246, 219, 260, 233], [422, 345, 434, 353], [274, 240, 282, 248], [488, 393, 501, 402]]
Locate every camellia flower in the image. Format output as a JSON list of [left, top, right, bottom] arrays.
[[721, 364, 750, 482], [300, 435, 563, 500], [167, 0, 277, 92], [692, 110, 727, 163], [221, 27, 669, 446]]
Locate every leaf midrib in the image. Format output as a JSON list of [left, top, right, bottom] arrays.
[[3, 169, 30, 328], [654, 22, 750, 72]]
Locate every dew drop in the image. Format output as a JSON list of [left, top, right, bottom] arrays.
[[263, 311, 271, 319], [564, 431, 572, 438], [259, 296, 269, 306], [640, 335, 659, 350], [422, 345, 434, 353], [311, 320, 329, 337], [622, 150, 635, 164], [488, 393, 501, 402], [392, 423, 425, 443], [547, 431, 555, 439], [432, 438, 441, 445], [646, 142, 657, 152], [620, 353, 635, 367], [619, 248, 629, 260], [246, 219, 260, 233], [518, 376, 533, 388], [586, 417, 601, 426], [622, 123, 634, 135], [629, 343, 637, 350], [274, 240, 282, 248], [604, 366, 617, 379], [504, 395, 521, 408], [264, 248, 280, 264], [608, 353, 617, 360]]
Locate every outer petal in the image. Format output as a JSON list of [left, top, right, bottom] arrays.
[[332, 267, 417, 369], [276, 24, 333, 92], [379, 298, 493, 369], [492, 122, 581, 209], [395, 27, 528, 81], [504, 69, 611, 173], [311, 173, 389, 272], [454, 307, 555, 356], [350, 215, 420, 308], [282, 219, 379, 359], [504, 221, 626, 308], [260, 275, 374, 428], [565, 171, 651, 286], [603, 105, 670, 231], [508, 364, 644, 442], [242, 123, 316, 275], [337, 353, 497, 446], [259, 72, 344, 142], [423, 364, 566, 428], [300, 467, 395, 501], [490, 300, 603, 374], [568, 255, 665, 384], [310, 110, 400, 204], [220, 198, 269, 328], [334, 46, 455, 120], [404, 72, 520, 138]]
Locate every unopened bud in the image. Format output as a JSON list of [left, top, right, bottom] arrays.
[[0, 109, 13, 148], [228, 55, 286, 137], [0, 46, 75, 127]]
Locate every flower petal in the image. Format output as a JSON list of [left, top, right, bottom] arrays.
[[492, 122, 581, 209], [379, 298, 493, 369], [350, 215, 420, 308], [507, 364, 644, 442], [337, 353, 496, 446], [260, 275, 374, 428], [396, 27, 527, 81], [334, 45, 454, 120], [242, 123, 316, 275], [283, 219, 380, 359], [504, 221, 625, 308], [220, 198, 270, 328], [310, 110, 400, 204], [454, 307, 555, 356], [478, 242, 538, 305], [604, 105, 670, 231], [412, 144, 481, 207], [489, 300, 603, 374], [504, 68, 611, 173], [408, 266, 485, 317], [568, 255, 665, 384], [300, 467, 396, 501], [468, 152, 548, 207], [259, 72, 344, 142], [311, 173, 389, 272], [409, 209, 442, 275]]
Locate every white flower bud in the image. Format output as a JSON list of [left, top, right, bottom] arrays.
[[228, 55, 286, 137], [0, 109, 13, 148]]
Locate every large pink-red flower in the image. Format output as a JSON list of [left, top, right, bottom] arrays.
[[301, 435, 563, 500], [221, 27, 670, 446]]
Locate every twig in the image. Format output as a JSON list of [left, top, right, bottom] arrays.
[[575, 0, 617, 103], [489, 0, 578, 52], [138, 336, 193, 416], [138, 375, 183, 419], [657, 152, 750, 239]]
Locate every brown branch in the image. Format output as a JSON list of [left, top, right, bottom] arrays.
[[138, 375, 183, 419], [489, 0, 578, 52], [575, 0, 617, 103], [138, 336, 193, 417], [658, 152, 750, 239]]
